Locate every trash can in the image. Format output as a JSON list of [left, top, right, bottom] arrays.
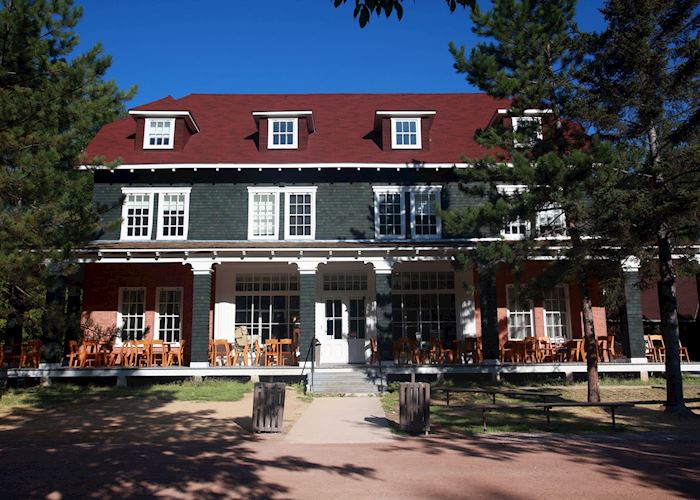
[[399, 382, 430, 434], [252, 382, 286, 433]]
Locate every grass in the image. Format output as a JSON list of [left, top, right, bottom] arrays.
[[381, 381, 700, 434], [0, 379, 253, 410]]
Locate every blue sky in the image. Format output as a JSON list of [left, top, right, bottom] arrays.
[[75, 1, 606, 107]]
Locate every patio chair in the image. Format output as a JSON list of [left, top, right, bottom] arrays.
[[565, 339, 585, 362], [264, 338, 279, 366], [392, 340, 407, 365], [150, 339, 168, 367], [20, 340, 43, 368], [136, 339, 153, 367], [536, 338, 558, 362], [679, 340, 690, 362], [523, 337, 538, 363], [66, 340, 80, 367], [167, 339, 186, 367], [279, 338, 295, 366], [78, 341, 98, 368], [647, 335, 666, 362], [210, 339, 231, 366], [251, 340, 263, 366]]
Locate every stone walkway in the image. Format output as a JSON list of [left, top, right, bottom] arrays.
[[284, 396, 395, 444]]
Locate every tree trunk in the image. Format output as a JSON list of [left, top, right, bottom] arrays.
[[657, 232, 688, 413], [579, 270, 601, 403]]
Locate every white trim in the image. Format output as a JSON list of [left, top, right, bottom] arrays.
[[268, 117, 299, 149], [512, 116, 543, 147], [252, 111, 313, 117], [129, 110, 200, 133], [408, 186, 442, 240], [154, 287, 184, 343], [156, 190, 191, 241], [506, 284, 535, 340], [143, 117, 176, 150], [122, 187, 192, 194], [283, 187, 316, 240], [247, 188, 280, 240], [116, 287, 147, 344], [120, 191, 155, 241], [79, 162, 474, 171], [376, 110, 436, 117], [390, 117, 422, 149]]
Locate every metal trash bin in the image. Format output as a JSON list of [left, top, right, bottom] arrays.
[[399, 382, 430, 434], [252, 382, 286, 433]]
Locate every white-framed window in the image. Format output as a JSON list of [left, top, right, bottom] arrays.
[[543, 284, 571, 340], [155, 287, 183, 344], [321, 271, 369, 340], [117, 287, 146, 342], [143, 118, 175, 149], [506, 285, 534, 339], [120, 191, 154, 240], [374, 187, 405, 239], [268, 118, 298, 149], [391, 117, 422, 149], [512, 116, 543, 147], [247, 188, 280, 240], [157, 190, 190, 240], [536, 206, 567, 237], [410, 187, 442, 239], [284, 188, 316, 239]]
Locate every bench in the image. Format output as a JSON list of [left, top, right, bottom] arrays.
[[435, 387, 560, 407], [463, 401, 636, 431]]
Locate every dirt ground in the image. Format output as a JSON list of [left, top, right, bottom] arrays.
[[1, 388, 699, 499]]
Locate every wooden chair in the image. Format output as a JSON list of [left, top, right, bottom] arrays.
[[251, 340, 263, 366], [78, 341, 99, 368], [167, 340, 186, 367], [405, 339, 421, 364], [20, 340, 43, 368], [679, 340, 690, 362], [264, 339, 280, 366], [136, 339, 153, 367], [647, 335, 666, 362], [278, 338, 295, 366], [369, 337, 379, 365], [502, 340, 524, 362], [66, 340, 80, 367], [392, 340, 407, 365], [210, 339, 231, 366], [150, 340, 168, 366], [523, 337, 538, 363], [536, 338, 557, 362], [565, 339, 585, 362]]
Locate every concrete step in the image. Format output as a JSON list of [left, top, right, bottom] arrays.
[[309, 370, 385, 394]]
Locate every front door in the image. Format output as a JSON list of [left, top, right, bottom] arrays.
[[320, 297, 369, 364]]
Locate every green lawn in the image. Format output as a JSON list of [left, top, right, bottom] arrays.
[[382, 381, 700, 434], [0, 379, 253, 410]]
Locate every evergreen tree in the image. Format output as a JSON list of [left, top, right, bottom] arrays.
[[576, 0, 699, 413], [0, 0, 134, 350], [445, 0, 618, 402]]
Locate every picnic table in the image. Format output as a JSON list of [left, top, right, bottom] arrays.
[[435, 386, 560, 406]]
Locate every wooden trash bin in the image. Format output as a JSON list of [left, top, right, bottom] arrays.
[[399, 382, 430, 434], [252, 382, 286, 433]]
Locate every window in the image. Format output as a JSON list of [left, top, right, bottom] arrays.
[[323, 272, 368, 292], [349, 298, 366, 339], [247, 189, 279, 239], [234, 273, 300, 342], [156, 288, 182, 343], [284, 188, 316, 239], [543, 285, 570, 340], [410, 188, 442, 239], [143, 118, 175, 149], [391, 271, 457, 342], [391, 117, 421, 149], [536, 206, 567, 237], [118, 288, 146, 342], [121, 191, 153, 240], [512, 116, 542, 147], [374, 189, 405, 239], [268, 118, 298, 149], [506, 285, 534, 339], [325, 299, 343, 340], [157, 191, 190, 240]]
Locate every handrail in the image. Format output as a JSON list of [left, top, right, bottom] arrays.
[[299, 336, 316, 392]]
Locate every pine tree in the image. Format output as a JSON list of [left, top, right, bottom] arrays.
[[576, 0, 700, 413], [444, 0, 620, 402], [0, 0, 134, 349]]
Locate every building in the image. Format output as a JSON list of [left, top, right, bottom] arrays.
[[79, 93, 648, 368]]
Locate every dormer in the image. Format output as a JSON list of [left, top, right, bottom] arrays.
[[374, 110, 436, 152], [252, 111, 315, 151], [490, 108, 550, 148], [128, 110, 200, 151]]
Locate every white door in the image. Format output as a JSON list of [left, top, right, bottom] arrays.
[[319, 297, 369, 364]]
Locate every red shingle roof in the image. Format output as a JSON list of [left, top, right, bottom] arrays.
[[84, 93, 510, 165]]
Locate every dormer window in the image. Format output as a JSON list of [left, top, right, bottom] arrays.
[[268, 118, 298, 149], [512, 116, 543, 147], [143, 118, 175, 149], [391, 118, 421, 149]]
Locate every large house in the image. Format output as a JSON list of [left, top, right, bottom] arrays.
[[79, 93, 649, 368]]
